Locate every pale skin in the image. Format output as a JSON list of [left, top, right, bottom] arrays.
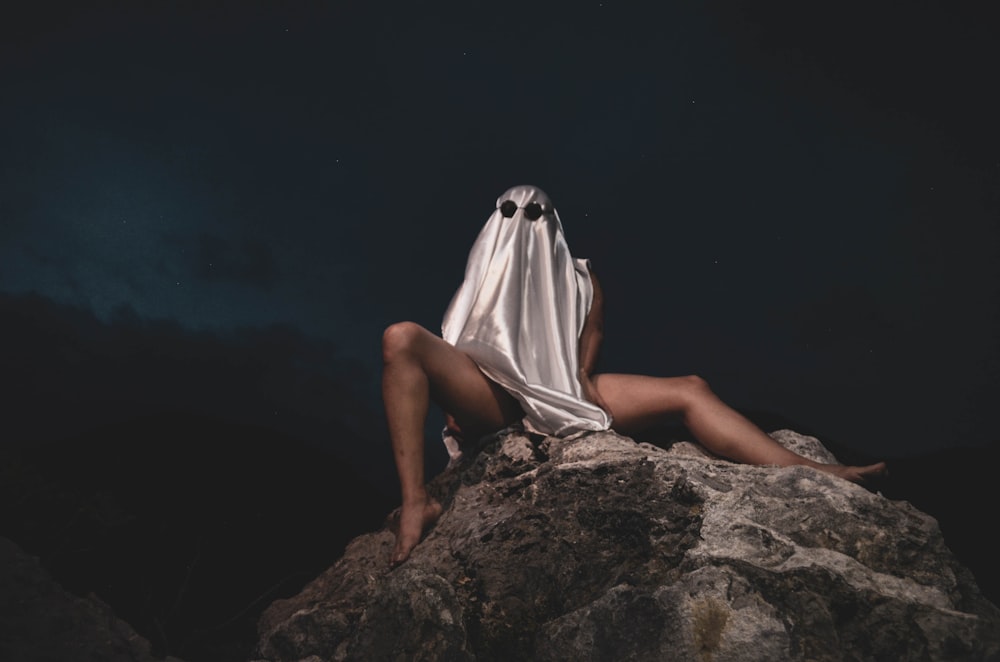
[[382, 269, 887, 566]]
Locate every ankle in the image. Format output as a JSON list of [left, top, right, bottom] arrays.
[[401, 487, 430, 506]]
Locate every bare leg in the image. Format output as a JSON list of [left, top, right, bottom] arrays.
[[382, 322, 522, 565], [594, 374, 886, 484]]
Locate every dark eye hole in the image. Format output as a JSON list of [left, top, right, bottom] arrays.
[[500, 200, 517, 218], [524, 202, 544, 220]]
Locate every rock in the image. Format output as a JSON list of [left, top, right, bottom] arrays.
[[0, 536, 186, 662], [255, 430, 1000, 661]]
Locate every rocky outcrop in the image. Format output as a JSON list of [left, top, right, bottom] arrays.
[[0, 536, 185, 662], [255, 429, 1000, 661]]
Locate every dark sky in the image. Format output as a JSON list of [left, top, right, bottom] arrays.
[[2, 2, 998, 489]]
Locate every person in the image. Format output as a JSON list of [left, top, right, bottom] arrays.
[[382, 184, 886, 566]]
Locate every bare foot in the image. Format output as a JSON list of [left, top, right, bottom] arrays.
[[816, 461, 888, 485], [391, 496, 442, 567]]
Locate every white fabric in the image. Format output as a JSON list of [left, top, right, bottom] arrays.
[[441, 185, 612, 458]]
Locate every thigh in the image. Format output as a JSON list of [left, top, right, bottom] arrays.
[[592, 373, 693, 434], [410, 328, 524, 436]]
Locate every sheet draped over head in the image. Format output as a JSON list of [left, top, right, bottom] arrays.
[[441, 184, 612, 459]]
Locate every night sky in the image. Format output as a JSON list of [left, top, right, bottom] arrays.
[[2, 1, 998, 495]]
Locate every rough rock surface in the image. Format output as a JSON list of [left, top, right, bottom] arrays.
[[255, 430, 1000, 661], [0, 536, 185, 662]]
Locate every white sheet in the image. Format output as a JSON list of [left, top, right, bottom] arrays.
[[441, 185, 612, 458]]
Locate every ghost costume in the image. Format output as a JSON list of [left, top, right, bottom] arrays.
[[441, 185, 612, 461]]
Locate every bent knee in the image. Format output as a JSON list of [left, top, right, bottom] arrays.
[[382, 321, 429, 363], [679, 374, 713, 400], [681, 374, 710, 390]]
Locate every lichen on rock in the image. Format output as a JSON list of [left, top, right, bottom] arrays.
[[255, 429, 1000, 661]]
